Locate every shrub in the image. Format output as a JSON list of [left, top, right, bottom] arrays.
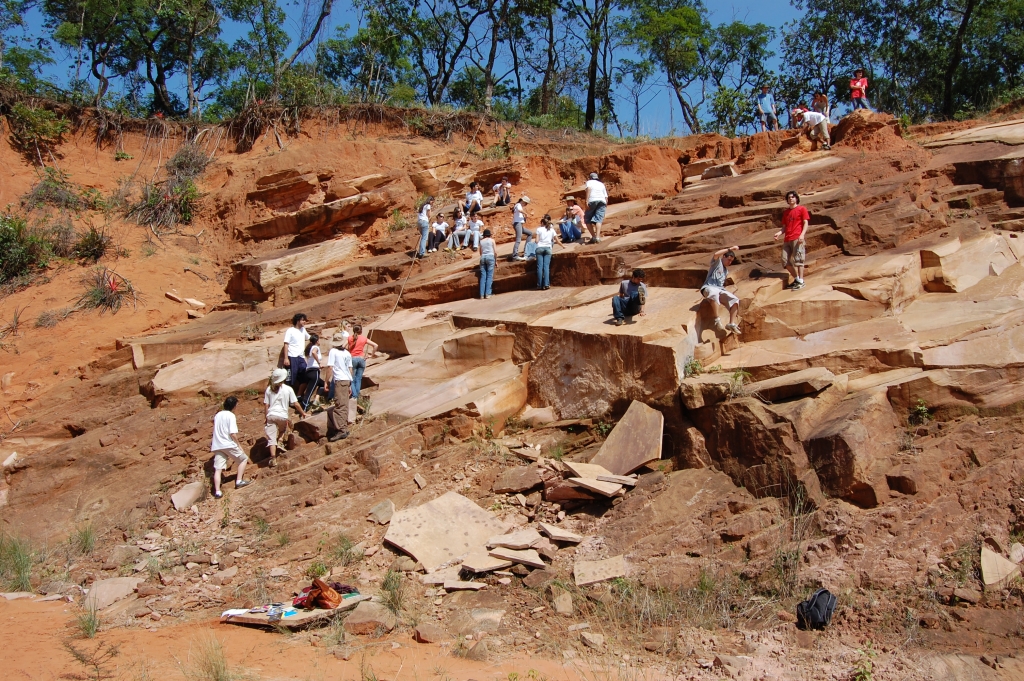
[[7, 103, 69, 163], [76, 607, 100, 638], [74, 227, 111, 261], [380, 569, 405, 614], [0, 533, 33, 591], [46, 218, 78, 258], [77, 268, 140, 314], [126, 143, 208, 232], [0, 214, 50, 283], [71, 523, 97, 555]]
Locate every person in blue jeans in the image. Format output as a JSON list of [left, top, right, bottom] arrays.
[[611, 269, 647, 326], [534, 215, 556, 290], [479, 229, 496, 298], [416, 196, 433, 257], [347, 324, 378, 402]]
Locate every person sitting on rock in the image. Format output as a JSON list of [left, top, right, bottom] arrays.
[[700, 246, 742, 335], [448, 206, 469, 250], [774, 191, 809, 290], [463, 210, 484, 251], [210, 396, 249, 498], [560, 197, 585, 242], [795, 108, 831, 150], [427, 214, 449, 252], [492, 176, 513, 206], [465, 182, 484, 213], [611, 268, 647, 326], [264, 368, 308, 468]]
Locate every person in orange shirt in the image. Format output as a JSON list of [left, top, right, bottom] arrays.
[[850, 68, 872, 110]]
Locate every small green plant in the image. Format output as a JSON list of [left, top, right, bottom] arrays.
[[74, 227, 112, 262], [0, 213, 50, 284], [357, 394, 371, 417], [71, 523, 97, 555], [141, 243, 157, 257], [549, 445, 564, 461], [23, 167, 96, 211], [380, 569, 405, 615], [275, 531, 290, 547], [0, 533, 33, 591], [387, 208, 409, 232], [7, 103, 70, 164], [126, 143, 208, 232], [595, 420, 613, 437], [64, 639, 119, 681], [852, 642, 876, 681], [253, 517, 270, 538], [683, 356, 704, 377], [115, 150, 134, 161], [305, 560, 329, 578], [909, 398, 931, 426], [331, 535, 362, 567], [77, 267, 140, 314], [0, 305, 27, 340], [728, 369, 752, 397], [76, 606, 101, 638]]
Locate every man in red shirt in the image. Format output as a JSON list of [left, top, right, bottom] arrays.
[[774, 191, 809, 290], [850, 68, 871, 110]]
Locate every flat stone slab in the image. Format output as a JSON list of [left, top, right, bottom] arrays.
[[568, 477, 623, 497], [384, 492, 508, 572], [574, 555, 627, 586], [84, 577, 144, 611], [443, 581, 486, 591], [488, 547, 546, 568], [487, 528, 542, 550], [0, 592, 35, 600], [597, 474, 637, 486], [563, 461, 613, 479], [747, 367, 836, 402], [538, 523, 583, 544], [461, 550, 515, 573], [343, 600, 397, 635], [589, 401, 663, 475], [981, 546, 1020, 590], [492, 466, 543, 494]]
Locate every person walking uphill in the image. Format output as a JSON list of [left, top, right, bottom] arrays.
[[585, 172, 608, 244], [324, 336, 353, 442], [282, 313, 310, 389], [210, 396, 249, 498], [479, 229, 496, 298], [534, 215, 556, 290], [701, 246, 742, 335], [775, 191, 809, 290], [347, 324, 378, 408], [265, 368, 308, 468], [611, 269, 647, 326]]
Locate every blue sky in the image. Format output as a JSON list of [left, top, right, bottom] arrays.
[[24, 0, 803, 137]]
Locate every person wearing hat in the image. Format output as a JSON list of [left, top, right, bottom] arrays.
[[700, 245, 742, 335], [264, 367, 308, 467], [559, 196, 585, 242], [210, 396, 249, 498], [510, 195, 533, 261], [324, 335, 353, 442], [584, 172, 607, 243], [850, 68, 871, 110], [479, 229, 497, 298]]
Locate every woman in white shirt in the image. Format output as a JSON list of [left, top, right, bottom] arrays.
[[264, 368, 308, 467], [463, 211, 484, 250], [299, 333, 323, 410], [510, 196, 532, 261], [416, 196, 433, 257], [447, 206, 469, 250], [464, 182, 484, 213], [479, 229, 496, 298], [534, 215, 556, 290], [427, 214, 449, 252]]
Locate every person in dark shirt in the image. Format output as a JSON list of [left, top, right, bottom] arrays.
[[611, 269, 648, 326]]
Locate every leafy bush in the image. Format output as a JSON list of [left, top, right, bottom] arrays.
[[127, 143, 207, 232], [0, 214, 50, 283], [23, 167, 105, 212], [6, 103, 69, 163], [74, 227, 111, 261]]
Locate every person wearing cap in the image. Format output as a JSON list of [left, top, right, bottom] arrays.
[[210, 396, 249, 499], [492, 176, 513, 206], [465, 182, 484, 213], [282, 313, 310, 390], [264, 367, 308, 467], [479, 229, 497, 298], [795, 108, 831, 150], [612, 268, 647, 326], [559, 196, 585, 242], [510, 195, 533, 261], [324, 335, 353, 442], [584, 172, 607, 243], [850, 69, 871, 110], [757, 85, 778, 132], [700, 245, 742, 335]]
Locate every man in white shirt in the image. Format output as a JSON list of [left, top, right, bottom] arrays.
[[465, 182, 484, 213], [492, 176, 512, 206], [282, 313, 310, 389], [264, 367, 308, 467], [584, 172, 608, 243], [324, 338, 353, 442], [796, 109, 831, 150], [210, 396, 249, 498]]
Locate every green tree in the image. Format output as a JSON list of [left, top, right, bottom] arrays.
[[318, 12, 417, 103], [45, 0, 133, 106], [702, 21, 775, 135]]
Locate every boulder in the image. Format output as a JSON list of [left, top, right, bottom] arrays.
[[551, 587, 573, 615], [105, 544, 142, 568], [447, 607, 505, 636], [343, 601, 397, 635], [574, 555, 627, 586], [247, 170, 320, 210], [701, 163, 739, 180], [368, 499, 396, 525], [805, 390, 898, 508], [84, 577, 143, 611], [746, 368, 835, 402], [580, 632, 605, 649], [522, 569, 559, 589], [246, 186, 402, 241], [210, 566, 238, 586], [414, 622, 448, 643], [464, 640, 489, 661], [492, 466, 543, 494], [679, 374, 733, 409], [920, 233, 1018, 293], [171, 481, 206, 511], [763, 375, 849, 441]]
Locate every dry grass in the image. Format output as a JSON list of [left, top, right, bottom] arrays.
[[178, 632, 240, 681]]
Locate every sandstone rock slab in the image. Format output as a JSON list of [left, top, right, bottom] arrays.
[[171, 481, 206, 511], [567, 477, 623, 497], [85, 577, 143, 611], [538, 523, 583, 543], [461, 550, 514, 573], [981, 546, 1020, 590], [563, 461, 613, 479], [383, 492, 508, 572], [414, 622, 447, 643], [492, 466, 543, 494], [487, 528, 542, 550], [589, 401, 663, 475], [343, 601, 397, 635], [368, 499, 396, 525], [679, 374, 734, 409], [574, 555, 627, 586], [488, 547, 545, 568], [747, 368, 835, 402], [448, 607, 505, 636]]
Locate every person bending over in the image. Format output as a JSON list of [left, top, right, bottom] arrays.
[[264, 368, 308, 468]]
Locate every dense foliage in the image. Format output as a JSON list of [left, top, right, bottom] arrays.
[[0, 0, 1020, 135]]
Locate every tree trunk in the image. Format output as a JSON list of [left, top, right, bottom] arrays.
[[539, 14, 556, 114], [669, 76, 701, 134], [942, 0, 978, 119], [585, 37, 599, 130]]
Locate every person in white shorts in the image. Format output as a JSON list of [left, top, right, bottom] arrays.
[[264, 367, 308, 467], [700, 245, 742, 335], [211, 396, 249, 498]]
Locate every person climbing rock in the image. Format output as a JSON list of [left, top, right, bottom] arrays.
[[611, 268, 647, 326], [795, 108, 831, 149], [775, 191, 809, 290], [282, 313, 310, 389], [210, 396, 249, 498], [584, 172, 608, 243], [511, 196, 532, 260], [324, 335, 353, 442], [264, 368, 308, 468], [701, 246, 742, 335]]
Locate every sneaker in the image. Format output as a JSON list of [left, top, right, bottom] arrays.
[[235, 479, 250, 489], [822, 144, 832, 150], [515, 255, 526, 261], [328, 431, 349, 442], [791, 280, 805, 290], [214, 490, 223, 499], [726, 323, 742, 335], [713, 317, 726, 331], [268, 457, 277, 468], [614, 318, 624, 326]]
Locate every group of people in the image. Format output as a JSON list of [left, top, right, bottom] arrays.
[[756, 68, 875, 150]]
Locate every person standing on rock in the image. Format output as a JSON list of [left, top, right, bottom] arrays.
[[347, 325, 377, 407], [299, 333, 323, 410], [511, 196, 532, 261], [416, 196, 433, 258], [812, 91, 831, 120], [265, 368, 308, 468], [324, 336, 353, 442], [535, 215, 556, 290], [492, 176, 513, 206], [775, 191, 809, 290], [757, 85, 778, 132], [465, 182, 484, 213], [701, 246, 742, 335], [282, 313, 310, 390], [611, 268, 647, 326], [850, 69, 872, 110], [479, 229, 496, 298], [585, 172, 608, 244], [211, 396, 249, 498], [795, 109, 831, 150]]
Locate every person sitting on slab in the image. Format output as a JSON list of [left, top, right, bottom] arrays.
[[465, 182, 484, 213], [210, 396, 249, 498], [700, 246, 742, 335], [611, 268, 647, 326]]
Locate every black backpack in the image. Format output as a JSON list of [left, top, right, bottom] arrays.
[[796, 588, 837, 630]]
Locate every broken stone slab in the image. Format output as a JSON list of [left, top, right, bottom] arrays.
[[563, 461, 613, 479], [164, 292, 183, 303], [465, 640, 489, 661], [414, 622, 447, 643], [368, 499, 396, 525], [384, 492, 508, 572], [543, 479, 599, 503], [1010, 543, 1024, 564], [492, 466, 543, 494], [1, 592, 35, 600], [580, 631, 605, 649], [538, 523, 583, 544], [488, 547, 545, 569], [574, 555, 627, 586], [701, 163, 739, 180], [343, 601, 397, 635], [487, 528, 542, 550], [420, 566, 463, 585], [567, 477, 623, 497], [184, 298, 205, 309], [226, 236, 360, 300], [443, 581, 486, 591], [679, 374, 733, 409], [170, 481, 206, 511], [246, 186, 401, 241], [597, 474, 637, 486], [589, 401, 663, 475], [210, 566, 238, 586], [746, 367, 836, 402], [414, 473, 427, 489], [448, 608, 505, 636], [84, 577, 144, 611], [294, 411, 328, 442], [551, 587, 573, 615], [461, 550, 515, 573], [981, 546, 1020, 590]]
